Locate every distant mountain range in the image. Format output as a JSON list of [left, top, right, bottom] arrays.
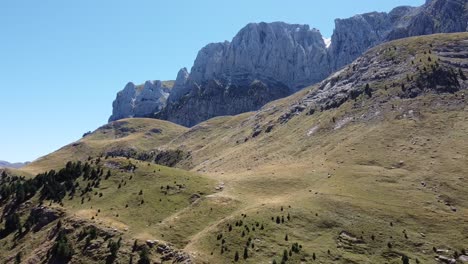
[[0, 160, 30, 169]]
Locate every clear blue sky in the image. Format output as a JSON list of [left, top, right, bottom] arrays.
[[0, 0, 424, 163]]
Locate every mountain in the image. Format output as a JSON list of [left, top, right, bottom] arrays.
[[0, 160, 29, 169], [7, 32, 468, 263], [109, 0, 467, 127], [109, 80, 173, 122], [329, 0, 468, 69]]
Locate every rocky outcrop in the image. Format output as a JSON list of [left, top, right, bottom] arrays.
[[276, 33, 468, 125], [110, 0, 467, 126], [109, 80, 172, 122], [159, 22, 329, 126], [167, 68, 190, 104], [189, 22, 330, 91], [330, 0, 468, 69], [161, 78, 291, 127]]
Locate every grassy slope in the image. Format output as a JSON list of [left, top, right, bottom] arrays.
[[6, 33, 468, 263], [0, 157, 231, 263], [167, 33, 468, 263], [21, 118, 188, 175], [177, 102, 468, 263]]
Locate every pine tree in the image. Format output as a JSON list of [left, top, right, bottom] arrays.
[[52, 231, 74, 261], [243, 247, 249, 259], [108, 239, 120, 261], [133, 240, 138, 252], [15, 252, 21, 264], [16, 184, 25, 204], [138, 246, 151, 264], [365, 83, 372, 98], [234, 251, 239, 262], [4, 213, 21, 234], [282, 249, 288, 262], [459, 68, 467, 81]]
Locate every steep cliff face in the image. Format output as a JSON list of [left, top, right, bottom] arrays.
[[190, 22, 330, 91], [109, 80, 172, 122], [110, 0, 467, 126], [160, 78, 290, 127], [157, 22, 329, 126], [329, 11, 395, 70], [330, 0, 468, 69]]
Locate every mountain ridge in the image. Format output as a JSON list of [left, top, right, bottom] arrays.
[[8, 32, 468, 263], [0, 160, 29, 169], [110, 0, 467, 127]]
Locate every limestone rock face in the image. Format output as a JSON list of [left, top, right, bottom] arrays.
[[190, 22, 330, 91], [168, 68, 190, 104], [110, 0, 467, 126], [159, 22, 330, 126], [330, 0, 468, 69], [161, 78, 291, 127], [109, 80, 172, 122], [329, 12, 393, 70]]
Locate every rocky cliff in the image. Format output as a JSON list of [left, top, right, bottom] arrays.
[[188, 22, 330, 91], [109, 0, 467, 127], [158, 22, 329, 126], [109, 80, 173, 122], [330, 0, 468, 69]]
